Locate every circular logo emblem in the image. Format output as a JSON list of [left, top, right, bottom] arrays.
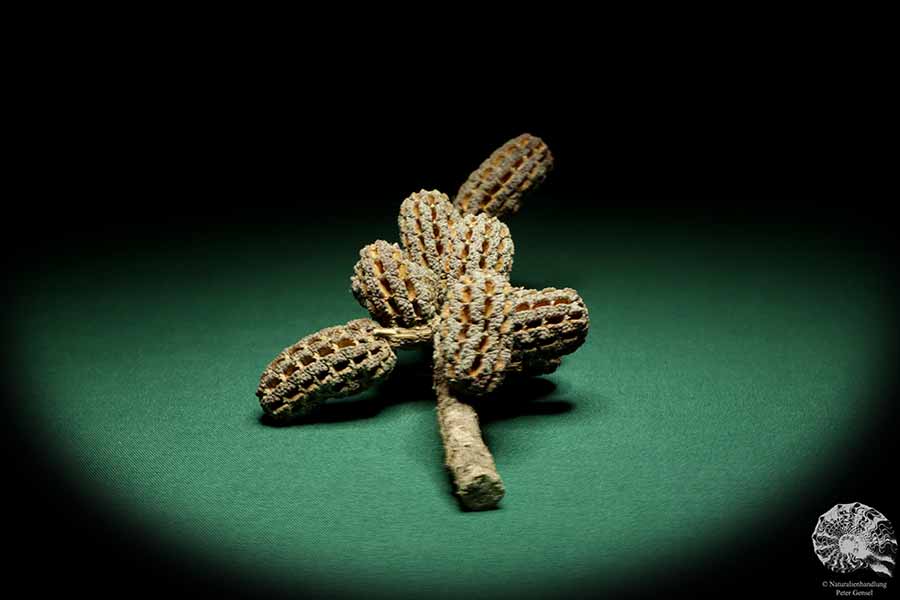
[[812, 502, 897, 576]]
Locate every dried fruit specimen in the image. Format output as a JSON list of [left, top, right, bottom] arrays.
[[255, 133, 589, 511], [434, 270, 514, 397], [256, 318, 396, 421], [351, 240, 441, 328], [455, 133, 553, 218], [812, 502, 897, 576]]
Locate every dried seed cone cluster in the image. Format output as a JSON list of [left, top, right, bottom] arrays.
[[255, 133, 586, 511], [256, 319, 396, 421], [455, 133, 553, 219]]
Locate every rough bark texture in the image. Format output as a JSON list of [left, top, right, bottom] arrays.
[[372, 323, 436, 349], [434, 353, 505, 510], [454, 133, 553, 219], [256, 319, 396, 421]]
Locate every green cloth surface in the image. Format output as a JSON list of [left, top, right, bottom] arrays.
[[12, 205, 895, 598]]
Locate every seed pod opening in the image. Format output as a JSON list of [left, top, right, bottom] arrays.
[[455, 133, 553, 219], [509, 287, 589, 365], [351, 240, 441, 328], [256, 319, 397, 421], [435, 269, 515, 397]]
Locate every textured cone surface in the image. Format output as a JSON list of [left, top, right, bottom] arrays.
[[445, 213, 514, 281], [398, 190, 514, 285], [455, 133, 553, 218], [435, 270, 514, 396], [398, 189, 459, 280], [256, 319, 396, 421], [509, 287, 589, 364], [351, 240, 441, 328]]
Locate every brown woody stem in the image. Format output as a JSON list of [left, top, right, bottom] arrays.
[[433, 356, 505, 510], [372, 324, 434, 348]]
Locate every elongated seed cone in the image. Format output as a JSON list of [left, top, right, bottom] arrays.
[[398, 189, 459, 278], [351, 240, 441, 328], [256, 318, 396, 421], [445, 213, 514, 281], [509, 287, 589, 365], [455, 133, 553, 218], [435, 270, 515, 396]]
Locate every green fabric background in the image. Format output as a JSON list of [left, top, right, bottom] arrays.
[[13, 205, 895, 598]]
